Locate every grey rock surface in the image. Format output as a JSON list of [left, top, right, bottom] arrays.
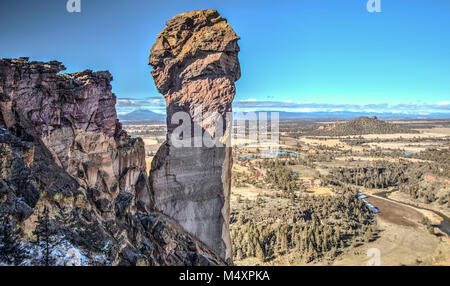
[[149, 9, 240, 262]]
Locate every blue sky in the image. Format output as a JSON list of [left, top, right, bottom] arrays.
[[1, 0, 449, 115]]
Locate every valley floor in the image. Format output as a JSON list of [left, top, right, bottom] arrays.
[[123, 118, 450, 266]]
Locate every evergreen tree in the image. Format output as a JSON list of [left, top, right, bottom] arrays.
[[255, 242, 265, 262], [33, 206, 60, 266], [0, 216, 28, 265], [236, 249, 243, 261]]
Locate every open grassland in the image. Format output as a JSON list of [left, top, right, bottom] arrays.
[[230, 119, 450, 265]]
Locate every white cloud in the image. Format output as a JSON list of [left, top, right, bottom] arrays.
[[437, 101, 450, 105], [151, 110, 166, 115], [291, 108, 315, 113]]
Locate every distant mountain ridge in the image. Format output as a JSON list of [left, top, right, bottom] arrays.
[[309, 116, 419, 136], [248, 111, 450, 119], [118, 109, 165, 121], [119, 109, 450, 122]]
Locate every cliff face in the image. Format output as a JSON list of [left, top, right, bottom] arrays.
[[149, 9, 240, 262], [0, 58, 152, 214], [0, 58, 225, 266]]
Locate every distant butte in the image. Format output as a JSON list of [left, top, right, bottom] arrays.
[[311, 116, 419, 136]]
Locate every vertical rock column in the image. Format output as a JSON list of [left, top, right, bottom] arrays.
[[149, 9, 240, 261]]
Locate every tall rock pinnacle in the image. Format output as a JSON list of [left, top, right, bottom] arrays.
[[149, 9, 240, 261]]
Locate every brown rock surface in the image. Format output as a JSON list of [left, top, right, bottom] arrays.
[[0, 58, 151, 213], [0, 57, 225, 265], [149, 9, 240, 262]]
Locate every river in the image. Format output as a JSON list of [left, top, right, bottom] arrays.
[[374, 189, 450, 236]]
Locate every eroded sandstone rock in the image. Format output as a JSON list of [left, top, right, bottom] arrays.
[[149, 9, 240, 261]]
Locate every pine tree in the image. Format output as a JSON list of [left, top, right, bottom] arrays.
[[365, 228, 373, 242], [295, 233, 302, 251], [0, 216, 28, 265], [236, 249, 243, 261], [246, 241, 254, 258], [255, 242, 265, 262], [33, 206, 60, 266]]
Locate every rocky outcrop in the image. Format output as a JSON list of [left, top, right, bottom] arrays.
[[0, 58, 152, 214], [0, 58, 225, 265], [311, 116, 419, 136], [149, 9, 240, 262]]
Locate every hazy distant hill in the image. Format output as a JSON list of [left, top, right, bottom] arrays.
[[235, 111, 450, 120], [309, 116, 419, 136], [119, 109, 165, 121], [119, 109, 449, 122]]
